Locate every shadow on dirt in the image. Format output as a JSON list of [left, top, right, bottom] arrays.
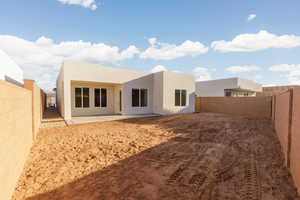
[[27, 113, 299, 200]]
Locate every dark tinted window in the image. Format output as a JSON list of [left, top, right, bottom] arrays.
[[181, 90, 186, 106], [141, 89, 148, 107], [82, 88, 89, 108], [94, 88, 100, 107], [75, 88, 82, 108], [132, 89, 140, 107], [175, 89, 181, 106], [101, 88, 107, 107]]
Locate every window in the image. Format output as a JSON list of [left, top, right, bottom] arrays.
[[94, 89, 100, 107], [82, 88, 89, 107], [94, 88, 107, 108], [75, 88, 82, 108], [175, 89, 187, 106], [101, 88, 107, 107], [132, 88, 148, 107], [75, 87, 89, 108], [181, 90, 186, 106], [175, 89, 181, 106], [132, 89, 140, 107], [141, 89, 148, 107], [225, 91, 231, 97]]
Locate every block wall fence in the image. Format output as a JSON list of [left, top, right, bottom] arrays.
[[0, 80, 45, 200], [272, 88, 300, 192], [195, 96, 272, 118], [195, 91, 300, 193]]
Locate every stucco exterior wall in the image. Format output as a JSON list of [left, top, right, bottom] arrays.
[[24, 80, 45, 139], [122, 74, 154, 115], [0, 80, 33, 200], [71, 81, 119, 116], [197, 96, 272, 118], [196, 78, 262, 97], [153, 72, 164, 114], [0, 49, 24, 86], [237, 78, 262, 92], [161, 72, 195, 114], [56, 64, 64, 117], [196, 78, 238, 97], [60, 62, 149, 120]]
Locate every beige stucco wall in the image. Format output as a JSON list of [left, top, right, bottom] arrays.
[[196, 77, 262, 97], [160, 72, 195, 114], [71, 81, 120, 116], [122, 74, 154, 115], [60, 62, 149, 120], [56, 64, 64, 117], [0, 80, 33, 200], [24, 80, 45, 140], [58, 62, 196, 118]]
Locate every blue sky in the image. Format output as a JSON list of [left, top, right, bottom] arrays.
[[1, 0, 300, 91]]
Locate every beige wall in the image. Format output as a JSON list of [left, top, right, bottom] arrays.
[[24, 80, 45, 140], [59, 62, 149, 120], [58, 62, 196, 119], [161, 72, 195, 114], [197, 96, 272, 118], [0, 80, 33, 200], [196, 77, 262, 97], [71, 81, 121, 117], [122, 74, 154, 115]]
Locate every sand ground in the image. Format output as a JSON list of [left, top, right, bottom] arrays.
[[13, 113, 299, 200]]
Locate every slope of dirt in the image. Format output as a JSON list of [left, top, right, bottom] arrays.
[[12, 113, 299, 200]]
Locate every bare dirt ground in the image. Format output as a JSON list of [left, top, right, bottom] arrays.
[[13, 113, 299, 200]]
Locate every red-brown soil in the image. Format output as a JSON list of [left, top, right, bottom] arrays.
[[12, 113, 299, 200]]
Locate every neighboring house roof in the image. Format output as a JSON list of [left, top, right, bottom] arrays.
[[195, 77, 262, 97], [196, 77, 262, 92], [0, 49, 23, 85]]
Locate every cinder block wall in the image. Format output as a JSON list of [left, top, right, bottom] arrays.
[[0, 80, 33, 200], [290, 88, 300, 191], [196, 96, 272, 118], [273, 88, 300, 193], [274, 91, 291, 167]]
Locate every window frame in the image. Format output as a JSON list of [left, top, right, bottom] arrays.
[[94, 88, 107, 108], [175, 89, 187, 107], [132, 88, 148, 107], [75, 87, 90, 108]]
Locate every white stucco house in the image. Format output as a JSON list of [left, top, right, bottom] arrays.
[[195, 77, 262, 97], [56, 62, 195, 120], [0, 49, 24, 86]]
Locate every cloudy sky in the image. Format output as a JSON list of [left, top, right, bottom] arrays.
[[1, 0, 300, 91]]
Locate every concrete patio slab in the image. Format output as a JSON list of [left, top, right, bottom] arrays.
[[66, 114, 160, 125]]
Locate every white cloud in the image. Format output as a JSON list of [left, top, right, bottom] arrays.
[[268, 64, 300, 72], [151, 65, 168, 73], [211, 30, 300, 52], [268, 64, 300, 85], [226, 65, 261, 73], [57, 0, 98, 10], [247, 14, 256, 21], [193, 67, 212, 81], [140, 38, 208, 60], [0, 35, 139, 91]]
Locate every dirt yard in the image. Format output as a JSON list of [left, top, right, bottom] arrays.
[[13, 113, 299, 200]]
